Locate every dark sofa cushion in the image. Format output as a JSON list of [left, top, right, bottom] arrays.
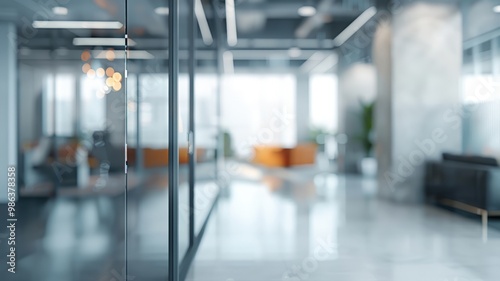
[[442, 153, 499, 167]]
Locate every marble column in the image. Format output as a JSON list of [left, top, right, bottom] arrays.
[[377, 1, 462, 202]]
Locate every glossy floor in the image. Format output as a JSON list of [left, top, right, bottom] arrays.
[[187, 173, 500, 281], [1, 165, 217, 281]]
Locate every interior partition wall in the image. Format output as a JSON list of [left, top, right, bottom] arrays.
[[461, 0, 500, 157], [0, 0, 221, 280], [125, 0, 222, 280]]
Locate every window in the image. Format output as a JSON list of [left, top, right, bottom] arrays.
[[80, 76, 107, 135], [221, 74, 296, 157], [309, 74, 338, 133], [44, 74, 76, 136]]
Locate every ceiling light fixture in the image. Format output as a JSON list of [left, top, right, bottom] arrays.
[[33, 21, 123, 29], [300, 51, 326, 72], [311, 54, 338, 73], [494, 5, 500, 13], [155, 7, 170, 15], [73, 37, 136, 47], [226, 0, 238, 46], [52, 7, 68, 15], [195, 0, 214, 45], [332, 7, 377, 47], [223, 51, 234, 74], [298, 6, 316, 17]]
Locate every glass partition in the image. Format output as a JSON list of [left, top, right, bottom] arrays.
[[461, 1, 500, 157], [126, 1, 170, 279], [194, 1, 220, 235], [0, 0, 219, 280], [4, 0, 128, 280], [179, 0, 192, 262]]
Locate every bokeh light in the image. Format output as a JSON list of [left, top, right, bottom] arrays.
[[106, 67, 115, 77], [113, 81, 122, 91], [106, 49, 115, 61], [106, 77, 115, 87], [81, 50, 91, 61], [96, 68, 105, 77], [87, 69, 96, 79], [82, 63, 91, 73], [112, 72, 122, 82]]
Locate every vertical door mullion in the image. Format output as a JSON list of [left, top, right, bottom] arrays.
[[188, 0, 196, 248], [124, 0, 129, 278], [168, 0, 180, 280]]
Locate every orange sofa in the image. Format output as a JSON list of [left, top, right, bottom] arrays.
[[253, 143, 317, 167], [127, 147, 205, 168]]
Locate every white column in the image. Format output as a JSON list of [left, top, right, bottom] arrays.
[[0, 23, 17, 203]]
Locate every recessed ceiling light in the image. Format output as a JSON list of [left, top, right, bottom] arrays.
[[155, 7, 170, 15], [195, 0, 213, 45], [32, 21, 123, 29], [288, 47, 301, 58], [226, 0, 238, 46], [494, 5, 500, 13], [52, 6, 68, 15], [298, 6, 316, 17], [73, 37, 136, 47]]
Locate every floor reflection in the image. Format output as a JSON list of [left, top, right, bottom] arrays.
[[3, 162, 217, 281], [187, 169, 500, 281]]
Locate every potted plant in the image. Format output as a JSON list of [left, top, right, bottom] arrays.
[[357, 100, 376, 176]]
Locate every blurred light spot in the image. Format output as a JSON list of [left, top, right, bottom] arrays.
[[298, 6, 316, 17], [106, 67, 115, 77], [106, 77, 115, 87], [113, 81, 122, 91], [81, 50, 91, 61], [106, 49, 115, 61], [52, 6, 68, 15], [113, 72, 122, 82], [155, 7, 169, 15], [96, 67, 105, 77], [87, 69, 96, 78], [82, 63, 91, 73]]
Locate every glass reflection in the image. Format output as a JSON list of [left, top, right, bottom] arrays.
[[7, 0, 127, 280]]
